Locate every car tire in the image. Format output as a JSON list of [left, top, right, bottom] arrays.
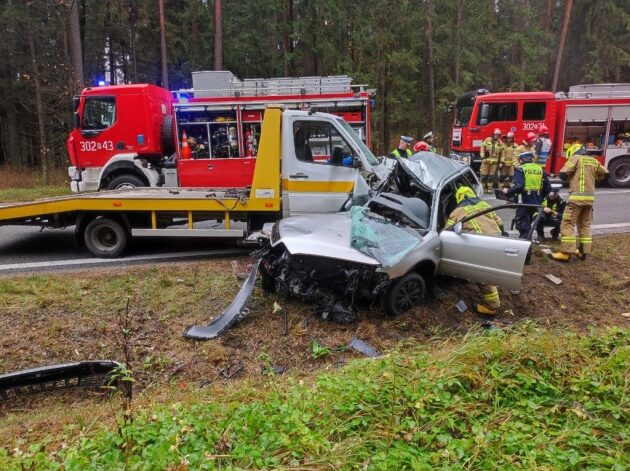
[[259, 262, 276, 293], [106, 174, 145, 190], [607, 156, 630, 188], [84, 217, 128, 258], [383, 272, 426, 316]]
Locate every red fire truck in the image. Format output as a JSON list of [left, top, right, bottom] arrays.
[[67, 71, 373, 192], [450, 83, 630, 187]]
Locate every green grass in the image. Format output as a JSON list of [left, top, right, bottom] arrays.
[[2, 325, 628, 470], [0, 185, 71, 202]]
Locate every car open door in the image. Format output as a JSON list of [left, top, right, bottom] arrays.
[[438, 203, 540, 290]]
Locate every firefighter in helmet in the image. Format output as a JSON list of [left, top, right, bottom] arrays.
[[390, 136, 414, 159], [550, 144, 608, 262], [515, 132, 537, 167], [500, 131, 519, 183], [423, 131, 437, 152], [447, 186, 505, 316], [503, 151, 551, 239], [479, 129, 504, 192], [535, 124, 552, 167], [413, 141, 430, 153]]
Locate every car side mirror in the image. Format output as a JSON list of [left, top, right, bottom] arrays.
[[73, 111, 80, 129], [480, 118, 488, 126], [453, 222, 463, 234]]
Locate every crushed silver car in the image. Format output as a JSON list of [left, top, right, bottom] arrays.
[[259, 152, 536, 322]]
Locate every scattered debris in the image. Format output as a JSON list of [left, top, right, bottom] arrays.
[[455, 300, 468, 313], [621, 312, 630, 318], [545, 274, 563, 285], [230, 260, 250, 280], [510, 289, 521, 295], [0, 360, 122, 402], [349, 337, 381, 358], [218, 362, 244, 380], [541, 248, 553, 256], [185, 259, 260, 340], [504, 309, 515, 316]]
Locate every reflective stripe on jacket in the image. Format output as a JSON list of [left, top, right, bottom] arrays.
[[560, 155, 608, 203], [522, 163, 543, 191], [391, 148, 412, 159], [480, 137, 504, 163], [447, 199, 502, 235]]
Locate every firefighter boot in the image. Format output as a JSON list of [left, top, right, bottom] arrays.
[[575, 243, 587, 261], [549, 251, 571, 262]]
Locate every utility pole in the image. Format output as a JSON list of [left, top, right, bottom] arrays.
[[552, 0, 573, 92], [158, 0, 169, 88], [68, 0, 84, 92], [214, 0, 223, 70]]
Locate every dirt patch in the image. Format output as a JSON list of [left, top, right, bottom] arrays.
[[1, 235, 628, 447]]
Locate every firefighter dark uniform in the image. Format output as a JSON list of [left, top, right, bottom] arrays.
[[390, 136, 414, 159], [550, 145, 608, 262], [479, 130, 504, 192], [536, 192, 565, 240], [505, 152, 551, 239], [447, 186, 504, 316]]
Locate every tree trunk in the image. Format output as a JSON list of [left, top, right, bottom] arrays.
[[552, 0, 574, 92], [425, 0, 436, 131], [213, 0, 223, 70], [129, 3, 138, 82], [68, 0, 84, 92], [28, 33, 48, 184], [453, 0, 462, 87], [158, 0, 169, 87], [283, 0, 294, 76]]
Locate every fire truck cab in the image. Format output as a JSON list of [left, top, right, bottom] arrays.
[[451, 84, 630, 187], [67, 71, 373, 193]]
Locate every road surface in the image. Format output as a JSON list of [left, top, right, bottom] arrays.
[[0, 188, 628, 273]]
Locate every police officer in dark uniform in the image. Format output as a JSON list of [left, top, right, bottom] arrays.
[[389, 136, 414, 159], [502, 151, 550, 239], [536, 191, 565, 240]]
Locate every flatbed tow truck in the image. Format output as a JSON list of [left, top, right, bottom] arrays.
[[0, 108, 384, 258]]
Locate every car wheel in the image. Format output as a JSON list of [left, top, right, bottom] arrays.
[[84, 217, 128, 258], [607, 157, 630, 188], [383, 272, 426, 316], [107, 174, 145, 190]]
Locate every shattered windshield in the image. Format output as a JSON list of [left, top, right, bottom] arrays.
[[349, 206, 422, 268]]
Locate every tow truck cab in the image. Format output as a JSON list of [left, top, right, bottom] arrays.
[[68, 84, 174, 192]]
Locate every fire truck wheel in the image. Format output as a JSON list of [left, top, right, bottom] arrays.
[[84, 217, 128, 258], [107, 174, 145, 190], [608, 157, 630, 188], [161, 115, 175, 155]]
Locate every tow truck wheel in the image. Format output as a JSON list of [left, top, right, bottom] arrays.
[[608, 157, 630, 188], [383, 272, 426, 316], [106, 174, 145, 190], [84, 217, 128, 258]]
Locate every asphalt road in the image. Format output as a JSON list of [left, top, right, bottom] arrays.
[[0, 188, 628, 273]]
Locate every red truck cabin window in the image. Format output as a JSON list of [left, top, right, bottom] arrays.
[[478, 102, 517, 124], [523, 102, 546, 121], [82, 96, 116, 133]]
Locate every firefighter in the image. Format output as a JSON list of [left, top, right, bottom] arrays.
[[479, 129, 504, 192], [515, 132, 537, 167], [390, 136, 414, 159], [536, 191, 565, 240], [549, 145, 608, 262], [447, 186, 505, 316], [413, 141, 430, 152], [535, 124, 552, 167], [502, 151, 551, 239], [500, 131, 519, 184], [423, 131, 437, 152]]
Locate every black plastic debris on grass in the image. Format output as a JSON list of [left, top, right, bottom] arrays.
[[0, 360, 123, 402]]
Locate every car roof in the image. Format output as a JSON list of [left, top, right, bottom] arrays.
[[406, 152, 466, 190]]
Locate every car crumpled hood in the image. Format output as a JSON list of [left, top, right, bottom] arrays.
[[275, 213, 380, 266]]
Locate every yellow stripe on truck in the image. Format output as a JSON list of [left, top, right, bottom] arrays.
[[281, 180, 354, 193]]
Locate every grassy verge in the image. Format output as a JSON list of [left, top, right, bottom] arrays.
[[0, 186, 71, 202], [1, 326, 628, 470]]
